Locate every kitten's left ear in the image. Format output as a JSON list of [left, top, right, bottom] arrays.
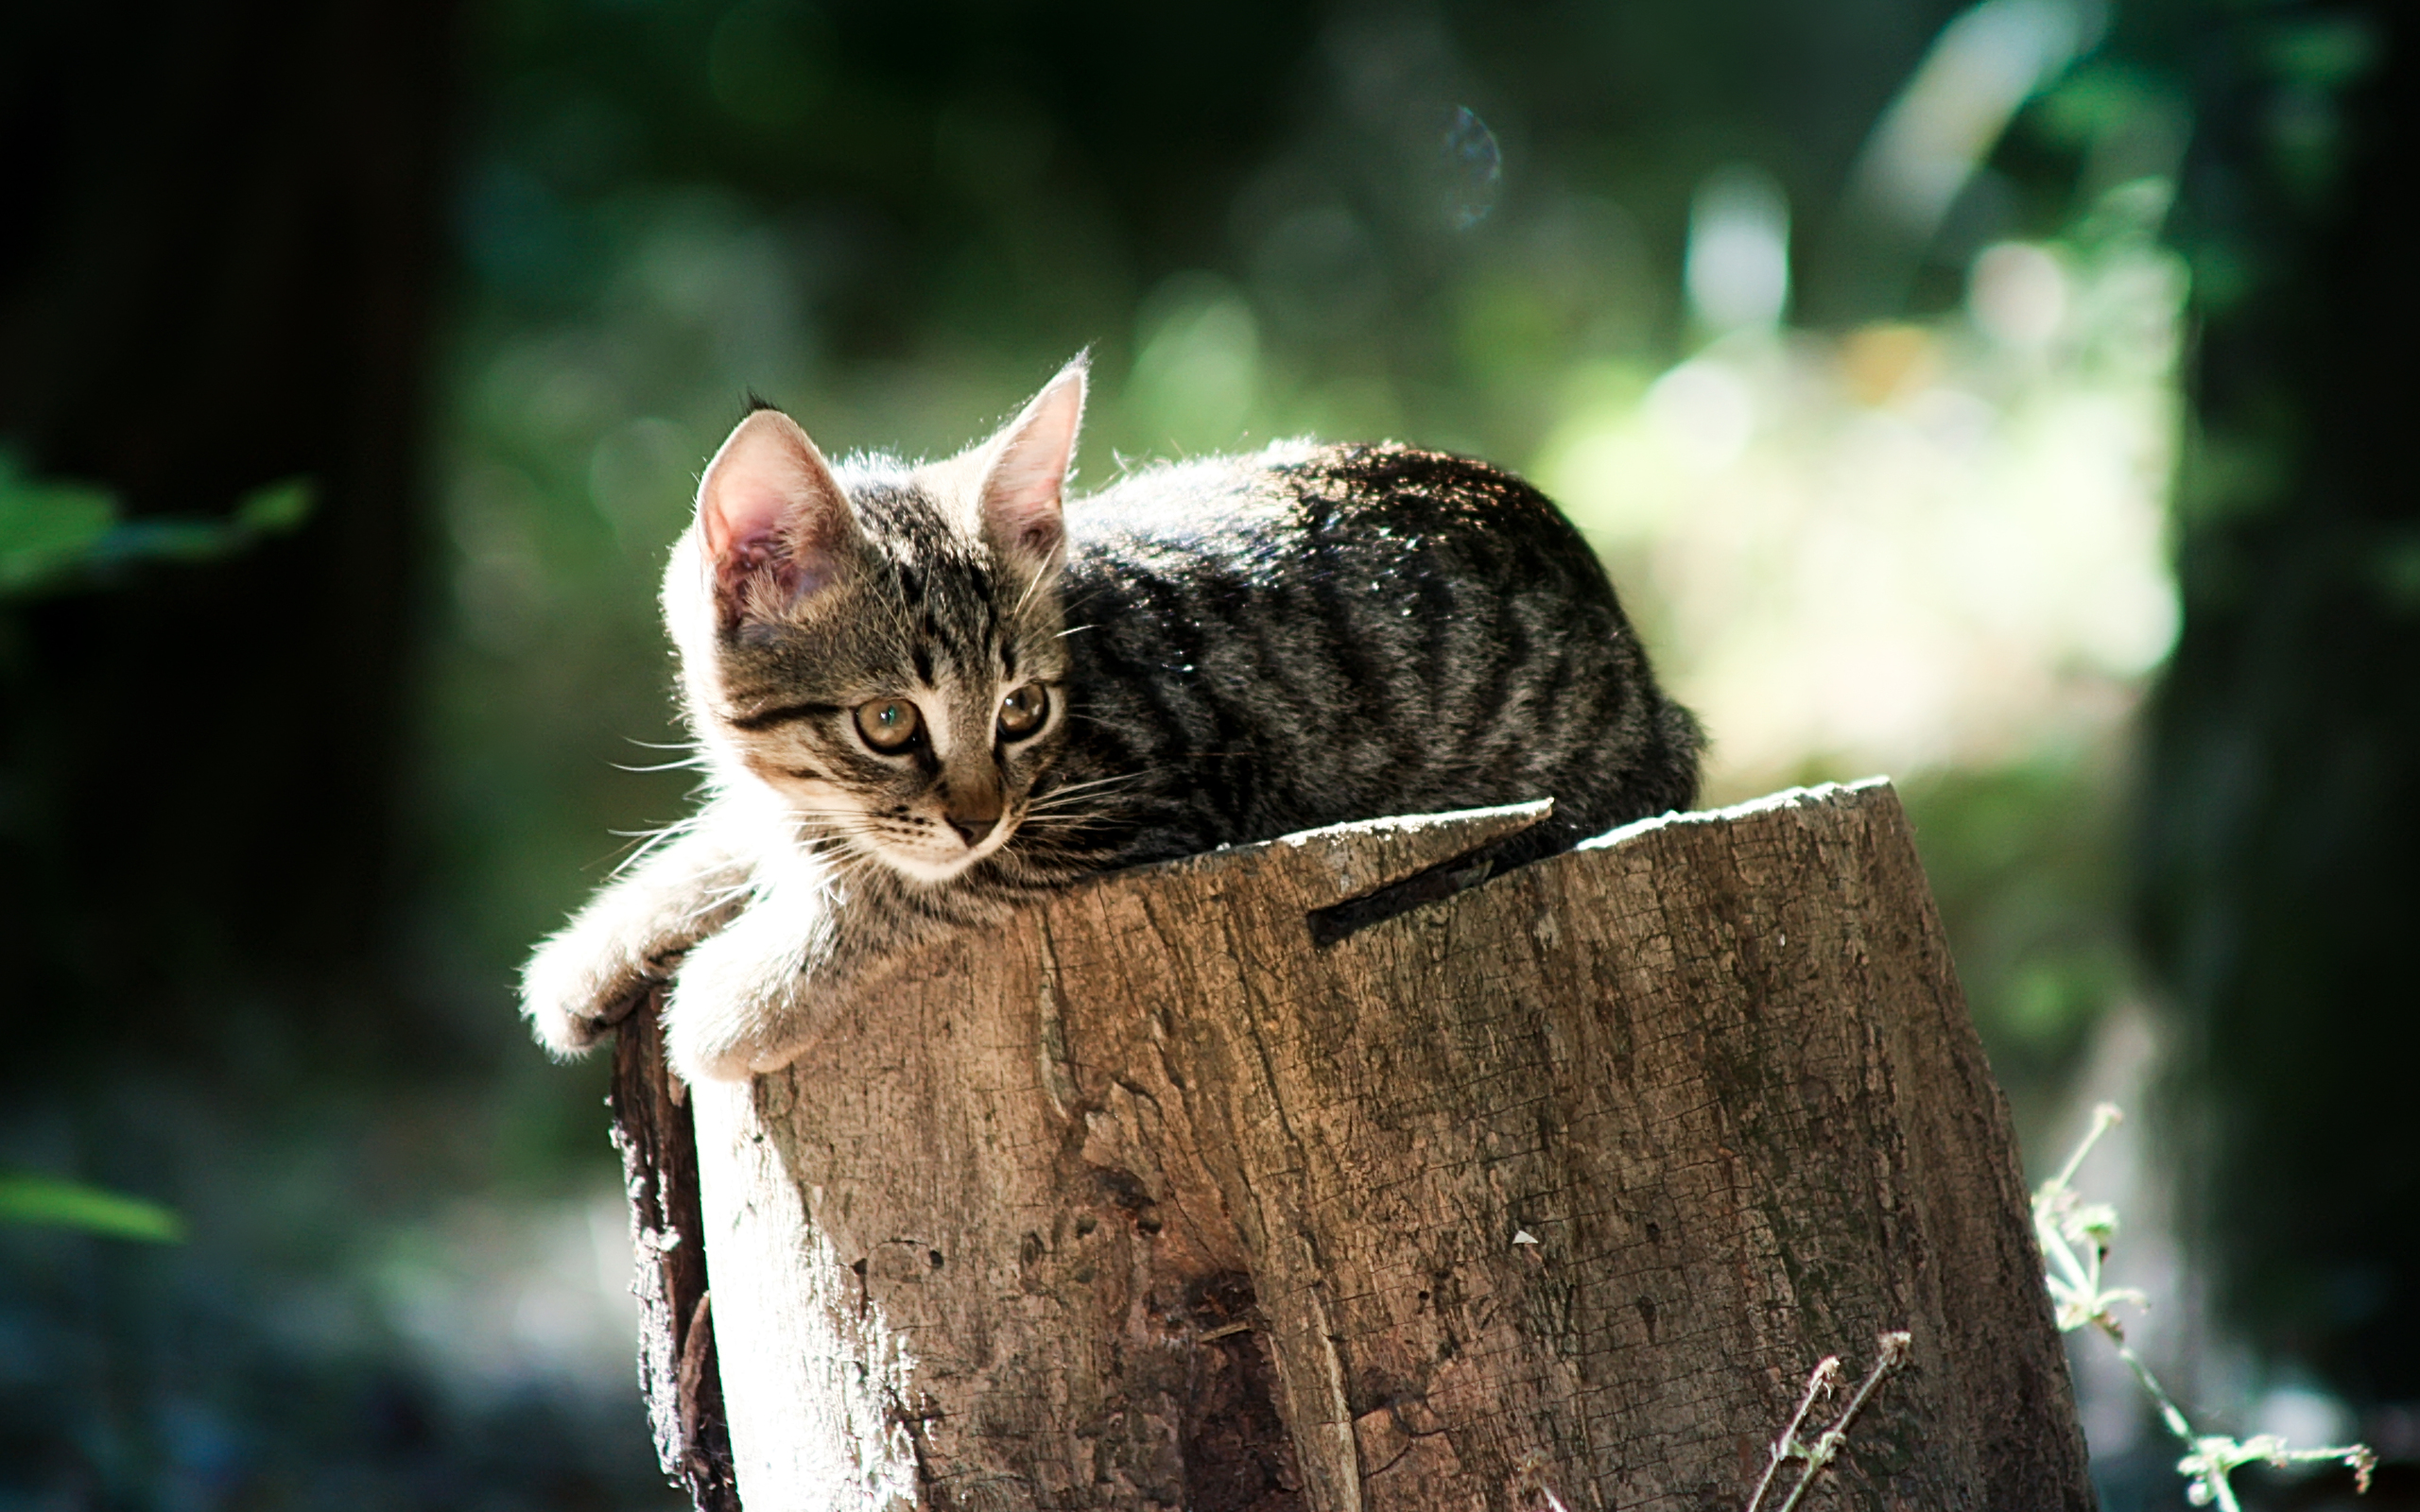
[[974, 354, 1086, 571]]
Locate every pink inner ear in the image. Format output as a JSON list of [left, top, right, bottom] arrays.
[[986, 447, 1066, 557], [705, 476, 792, 568], [1013, 519, 1061, 558], [698, 411, 851, 616], [981, 363, 1084, 564]]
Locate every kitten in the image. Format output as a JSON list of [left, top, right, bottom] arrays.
[[522, 356, 1702, 1082]]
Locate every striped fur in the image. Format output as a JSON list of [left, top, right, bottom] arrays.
[[522, 365, 1702, 1081]]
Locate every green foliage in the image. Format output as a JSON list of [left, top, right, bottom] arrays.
[[0, 455, 115, 596], [0, 449, 317, 600], [0, 1170, 183, 1243]]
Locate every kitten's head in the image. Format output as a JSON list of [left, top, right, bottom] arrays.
[[665, 358, 1086, 884]]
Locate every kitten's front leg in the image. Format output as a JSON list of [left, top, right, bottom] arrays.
[[662, 866, 958, 1082], [660, 883, 847, 1083], [521, 826, 753, 1057]]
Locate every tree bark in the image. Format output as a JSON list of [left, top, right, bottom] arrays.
[[612, 996, 743, 1512], [617, 779, 2092, 1511]]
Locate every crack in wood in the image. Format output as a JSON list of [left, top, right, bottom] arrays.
[[1304, 821, 1565, 946]]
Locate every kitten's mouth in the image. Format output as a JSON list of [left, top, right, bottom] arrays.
[[870, 815, 1016, 884]]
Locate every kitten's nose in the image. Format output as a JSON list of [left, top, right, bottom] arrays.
[[943, 787, 1003, 848], [946, 816, 993, 848]]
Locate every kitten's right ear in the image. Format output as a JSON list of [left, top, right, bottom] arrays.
[[696, 409, 858, 627]]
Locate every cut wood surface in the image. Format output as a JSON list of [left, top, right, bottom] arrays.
[[618, 780, 2094, 1512]]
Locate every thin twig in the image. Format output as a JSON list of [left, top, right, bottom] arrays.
[[1772, 1332, 1912, 1512], [1745, 1356, 1841, 1512]]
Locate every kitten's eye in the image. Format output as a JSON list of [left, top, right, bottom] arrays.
[[855, 698, 923, 752], [996, 682, 1048, 740]]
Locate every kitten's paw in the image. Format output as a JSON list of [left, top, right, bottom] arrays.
[[520, 927, 663, 1057], [661, 932, 808, 1083], [662, 1009, 762, 1084]]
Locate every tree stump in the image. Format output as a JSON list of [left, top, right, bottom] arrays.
[[610, 780, 2093, 1512]]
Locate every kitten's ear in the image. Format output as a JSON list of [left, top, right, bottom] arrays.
[[696, 408, 858, 627], [974, 354, 1086, 570]]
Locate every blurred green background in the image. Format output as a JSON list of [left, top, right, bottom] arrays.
[[3, 0, 2412, 1506]]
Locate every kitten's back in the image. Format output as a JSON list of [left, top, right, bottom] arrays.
[[1016, 442, 1702, 877]]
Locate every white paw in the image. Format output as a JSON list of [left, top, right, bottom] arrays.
[[662, 928, 808, 1083], [520, 923, 659, 1057]]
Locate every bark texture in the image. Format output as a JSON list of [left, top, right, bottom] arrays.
[[613, 997, 742, 1511], [625, 780, 2092, 1512]]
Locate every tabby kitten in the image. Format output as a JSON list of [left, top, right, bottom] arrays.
[[522, 357, 1701, 1082]]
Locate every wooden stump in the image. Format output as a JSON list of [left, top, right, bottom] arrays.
[[612, 780, 2094, 1512]]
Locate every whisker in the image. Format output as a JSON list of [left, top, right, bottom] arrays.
[[1025, 794, 1141, 814], [597, 815, 714, 878], [1010, 563, 1050, 621], [1032, 770, 1153, 796], [612, 756, 710, 773]]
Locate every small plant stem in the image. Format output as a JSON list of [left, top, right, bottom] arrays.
[[1772, 1332, 1912, 1512], [1745, 1356, 1841, 1512], [2097, 1320, 2194, 1446], [2031, 1103, 2377, 1512], [2050, 1103, 2123, 1194]]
